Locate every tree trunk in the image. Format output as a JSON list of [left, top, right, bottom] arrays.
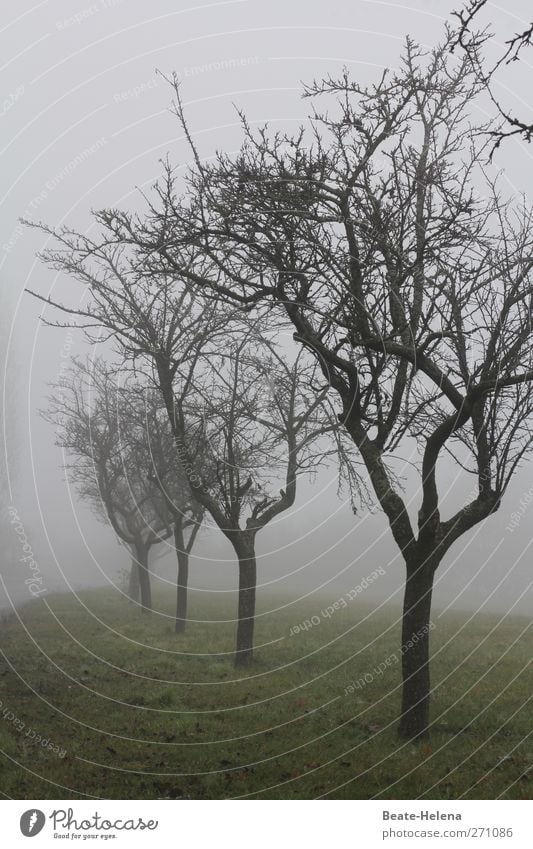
[[134, 542, 152, 614], [398, 555, 437, 740], [174, 519, 189, 634], [128, 554, 140, 601], [234, 535, 257, 667]]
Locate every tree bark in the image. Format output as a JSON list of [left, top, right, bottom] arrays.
[[174, 519, 189, 634], [398, 554, 437, 740], [134, 541, 152, 614], [234, 534, 257, 667], [128, 553, 140, 601]]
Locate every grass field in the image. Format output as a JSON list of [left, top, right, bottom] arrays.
[[0, 587, 531, 799]]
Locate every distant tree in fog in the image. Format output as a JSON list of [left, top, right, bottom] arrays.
[[120, 382, 205, 633], [44, 357, 197, 615], [26, 238, 347, 664]]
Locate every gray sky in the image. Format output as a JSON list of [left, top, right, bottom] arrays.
[[1, 0, 533, 618]]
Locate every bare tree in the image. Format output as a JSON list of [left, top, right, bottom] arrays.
[[25, 236, 237, 633], [126, 36, 533, 736], [27, 234, 341, 663], [27, 249, 218, 619], [170, 324, 340, 665], [451, 1, 533, 149], [45, 358, 177, 614], [120, 383, 205, 633]]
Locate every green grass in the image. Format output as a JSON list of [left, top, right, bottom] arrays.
[[0, 587, 531, 799]]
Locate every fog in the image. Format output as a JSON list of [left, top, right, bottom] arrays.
[[1, 0, 532, 619]]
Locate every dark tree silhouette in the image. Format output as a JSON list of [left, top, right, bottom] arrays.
[[125, 35, 533, 736], [28, 31, 533, 724], [171, 324, 341, 665], [452, 1, 533, 149], [120, 383, 205, 633], [28, 254, 342, 664]]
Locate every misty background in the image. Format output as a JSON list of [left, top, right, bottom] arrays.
[[1, 0, 532, 620]]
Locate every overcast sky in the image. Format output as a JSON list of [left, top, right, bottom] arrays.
[[1, 0, 533, 619]]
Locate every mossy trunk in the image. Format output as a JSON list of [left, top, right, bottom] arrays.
[[174, 519, 189, 634], [128, 554, 140, 601], [234, 534, 257, 667], [398, 556, 437, 740], [134, 542, 152, 615]]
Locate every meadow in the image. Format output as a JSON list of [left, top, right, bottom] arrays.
[[0, 588, 531, 799]]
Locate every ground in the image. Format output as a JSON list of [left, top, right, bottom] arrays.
[[0, 587, 531, 799]]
